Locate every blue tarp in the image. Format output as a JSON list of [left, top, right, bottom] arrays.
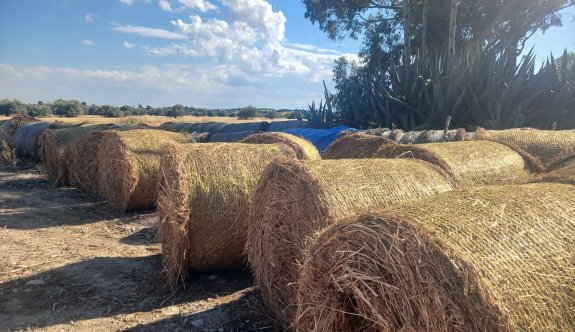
[[280, 126, 357, 153]]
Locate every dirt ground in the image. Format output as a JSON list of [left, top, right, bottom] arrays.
[[0, 164, 277, 332]]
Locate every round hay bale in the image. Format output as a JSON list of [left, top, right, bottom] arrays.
[[0, 115, 39, 144], [98, 129, 189, 212], [159, 122, 188, 132], [240, 132, 320, 160], [322, 133, 394, 159], [375, 140, 536, 187], [222, 121, 270, 133], [39, 124, 116, 186], [268, 120, 307, 131], [246, 158, 455, 327], [480, 129, 575, 168], [0, 139, 15, 165], [12, 122, 52, 161], [208, 131, 255, 142], [295, 183, 575, 331], [157, 143, 297, 286], [541, 155, 575, 185]]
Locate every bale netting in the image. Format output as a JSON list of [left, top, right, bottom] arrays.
[[322, 132, 395, 159], [98, 129, 189, 212], [239, 132, 320, 160], [12, 122, 52, 161], [541, 155, 575, 185], [39, 124, 117, 186], [245, 158, 455, 327], [157, 143, 298, 286], [208, 131, 255, 142], [478, 129, 575, 168], [295, 183, 575, 332], [222, 121, 269, 133], [374, 140, 537, 187], [359, 128, 477, 143]]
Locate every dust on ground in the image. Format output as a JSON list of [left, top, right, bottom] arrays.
[[0, 165, 277, 332]]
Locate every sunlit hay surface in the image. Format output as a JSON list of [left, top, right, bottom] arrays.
[[0, 139, 16, 165], [296, 183, 575, 332], [240, 132, 320, 160], [245, 157, 455, 328], [321, 132, 394, 159], [157, 143, 297, 287], [481, 129, 575, 168], [39, 124, 116, 186], [541, 155, 575, 185], [375, 140, 535, 187], [98, 129, 189, 212]]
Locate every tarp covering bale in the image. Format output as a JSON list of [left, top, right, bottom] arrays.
[[222, 121, 270, 133], [322, 132, 395, 159], [245, 158, 455, 327], [157, 143, 297, 286], [267, 120, 307, 131], [0, 115, 39, 144], [479, 129, 575, 167], [39, 124, 116, 186], [12, 122, 52, 161], [541, 155, 575, 184], [295, 183, 575, 332], [281, 126, 357, 153], [374, 140, 537, 187], [98, 129, 189, 212], [159, 122, 188, 132], [240, 132, 320, 160], [208, 131, 255, 142]]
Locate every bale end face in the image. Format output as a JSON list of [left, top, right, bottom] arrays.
[[39, 130, 68, 186], [240, 132, 320, 160], [321, 133, 395, 159]]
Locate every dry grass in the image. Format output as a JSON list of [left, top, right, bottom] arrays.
[[321, 132, 394, 159], [245, 158, 455, 328], [240, 132, 320, 160], [97, 129, 190, 212], [540, 154, 575, 185], [295, 183, 575, 331], [157, 142, 297, 287], [375, 140, 536, 187], [1, 139, 16, 165]]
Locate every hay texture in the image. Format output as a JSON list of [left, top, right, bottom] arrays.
[[480, 129, 575, 168], [541, 155, 575, 184], [375, 140, 535, 187], [157, 143, 297, 286], [246, 158, 455, 327], [359, 128, 475, 143], [295, 183, 575, 331], [240, 132, 320, 160], [322, 132, 394, 159], [39, 124, 116, 186], [0, 139, 15, 165], [98, 129, 189, 212]]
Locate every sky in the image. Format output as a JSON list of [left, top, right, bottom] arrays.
[[0, 1, 574, 110]]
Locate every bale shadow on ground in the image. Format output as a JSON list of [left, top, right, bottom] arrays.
[[0, 256, 257, 331], [120, 226, 159, 246]]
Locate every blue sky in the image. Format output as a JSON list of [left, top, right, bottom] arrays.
[[0, 1, 573, 109]]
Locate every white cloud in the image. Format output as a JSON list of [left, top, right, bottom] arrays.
[[82, 39, 95, 46], [159, 0, 173, 12], [123, 41, 136, 49], [118, 0, 134, 5], [177, 0, 217, 12], [85, 13, 96, 22], [220, 0, 285, 41], [113, 25, 187, 40]]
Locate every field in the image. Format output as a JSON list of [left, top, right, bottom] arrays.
[[0, 164, 275, 331]]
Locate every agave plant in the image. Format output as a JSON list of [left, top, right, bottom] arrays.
[[296, 81, 340, 129]]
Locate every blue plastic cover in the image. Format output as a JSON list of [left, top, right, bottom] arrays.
[[280, 126, 357, 153]]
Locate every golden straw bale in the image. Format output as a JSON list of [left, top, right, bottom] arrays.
[[39, 124, 115, 186], [239, 132, 320, 160], [321, 133, 394, 159], [375, 140, 536, 187], [245, 158, 455, 327], [296, 183, 575, 331], [480, 129, 575, 168], [98, 129, 189, 212], [157, 143, 297, 287]]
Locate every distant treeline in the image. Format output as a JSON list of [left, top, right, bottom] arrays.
[[0, 98, 297, 119]]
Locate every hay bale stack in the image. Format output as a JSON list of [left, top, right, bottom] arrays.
[[39, 124, 116, 186], [480, 129, 575, 168], [98, 129, 189, 212], [0, 115, 39, 144], [375, 140, 536, 187], [322, 132, 394, 159], [360, 128, 476, 143], [240, 132, 320, 160], [208, 131, 255, 142], [246, 158, 455, 327], [268, 120, 307, 131], [295, 183, 575, 331], [157, 143, 297, 286], [159, 122, 188, 132], [12, 122, 52, 161], [541, 155, 575, 184], [222, 121, 269, 133]]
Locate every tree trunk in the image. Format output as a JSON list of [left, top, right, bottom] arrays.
[[403, 0, 411, 84], [448, 0, 458, 61], [422, 0, 429, 57]]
